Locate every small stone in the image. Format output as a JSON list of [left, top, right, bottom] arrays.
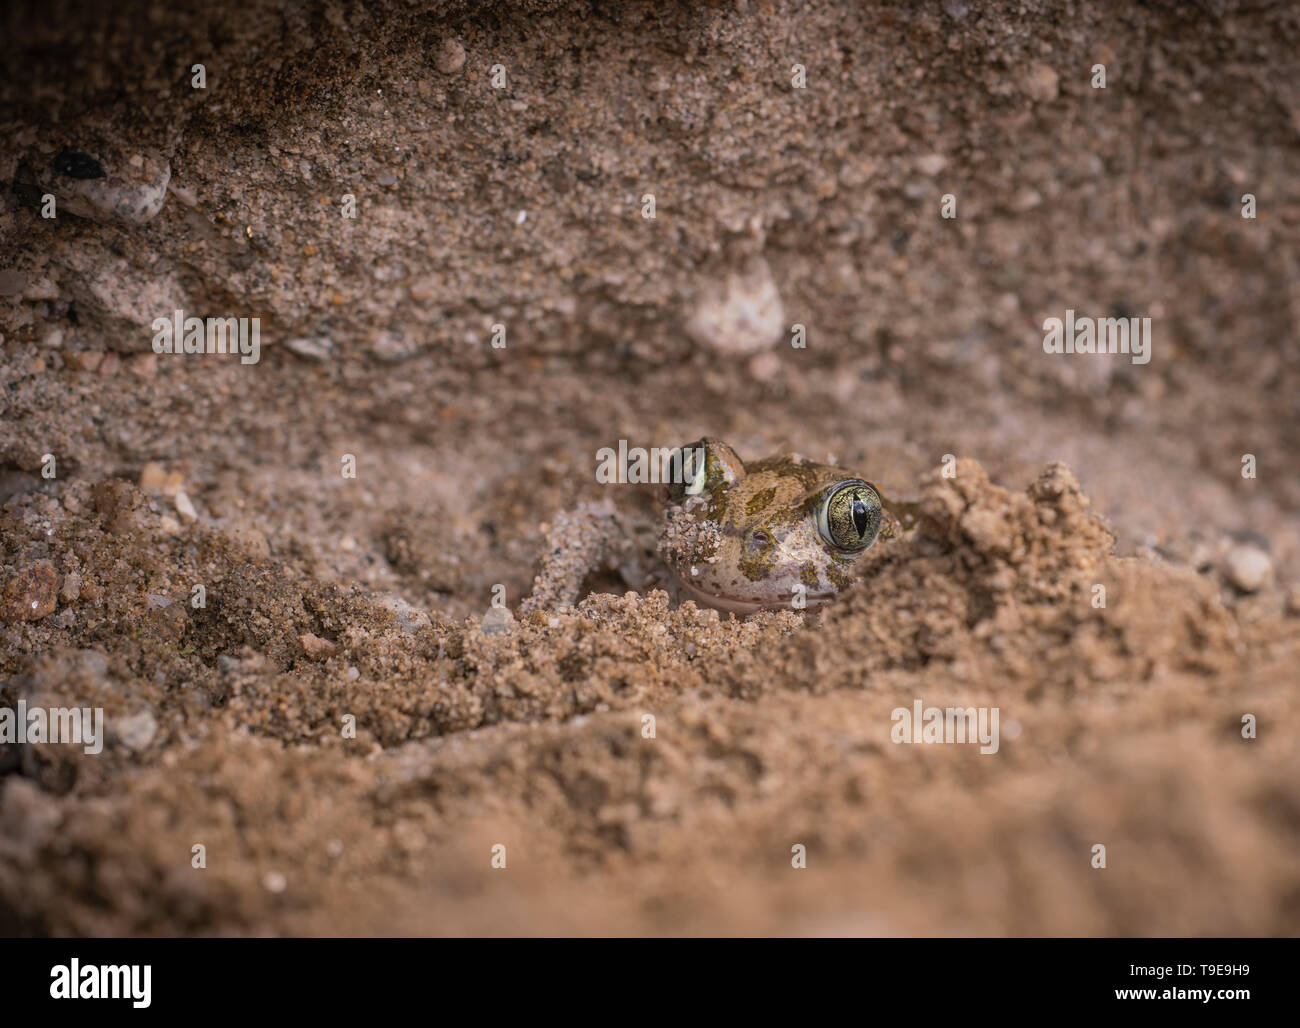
[[685, 257, 785, 355], [46, 144, 170, 225], [284, 336, 334, 362], [369, 331, 418, 363], [228, 522, 270, 558], [1223, 545, 1273, 593], [43, 328, 64, 349], [60, 572, 81, 602], [129, 353, 157, 378], [374, 593, 431, 630], [168, 182, 198, 207], [24, 276, 58, 301], [300, 632, 338, 661], [174, 491, 197, 522], [435, 37, 467, 75], [263, 871, 287, 894], [1, 562, 59, 622], [139, 461, 169, 492], [482, 606, 515, 635], [113, 709, 157, 751], [915, 153, 948, 176]]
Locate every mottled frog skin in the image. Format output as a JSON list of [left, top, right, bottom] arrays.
[[658, 439, 908, 615]]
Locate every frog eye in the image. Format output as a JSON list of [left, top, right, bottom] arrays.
[[817, 480, 882, 552]]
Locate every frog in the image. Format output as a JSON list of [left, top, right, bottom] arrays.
[[656, 438, 913, 615]]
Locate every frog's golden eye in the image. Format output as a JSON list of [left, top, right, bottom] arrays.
[[817, 480, 882, 552]]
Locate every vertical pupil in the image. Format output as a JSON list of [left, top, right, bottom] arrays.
[[850, 491, 869, 538]]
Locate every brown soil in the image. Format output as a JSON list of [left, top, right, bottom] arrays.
[[1, 0, 1298, 936]]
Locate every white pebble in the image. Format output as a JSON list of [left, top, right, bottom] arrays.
[[1224, 545, 1272, 593]]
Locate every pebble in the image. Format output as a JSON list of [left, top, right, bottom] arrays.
[[300, 632, 338, 661], [139, 461, 170, 492], [374, 593, 431, 631], [369, 331, 419, 363], [59, 572, 81, 603], [914, 153, 948, 176], [685, 257, 785, 355], [45, 144, 170, 224], [228, 522, 270, 558], [435, 37, 467, 75], [1223, 545, 1273, 593], [1, 562, 59, 623], [284, 336, 335, 362], [113, 709, 157, 751], [174, 491, 198, 522]]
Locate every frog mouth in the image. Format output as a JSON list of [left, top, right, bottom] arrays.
[[673, 575, 836, 615]]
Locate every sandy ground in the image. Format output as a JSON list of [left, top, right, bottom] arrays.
[[1, 0, 1298, 935]]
